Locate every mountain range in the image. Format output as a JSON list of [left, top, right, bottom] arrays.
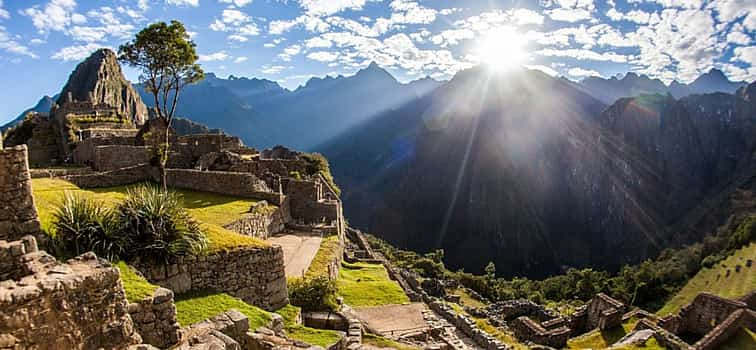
[[576, 68, 746, 104]]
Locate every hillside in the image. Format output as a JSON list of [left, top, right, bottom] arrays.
[[658, 242, 756, 315], [320, 68, 756, 278]]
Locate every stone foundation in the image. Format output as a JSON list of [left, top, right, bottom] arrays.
[[0, 236, 141, 349], [133, 245, 289, 311], [223, 201, 288, 240], [128, 287, 182, 348], [0, 145, 41, 242], [165, 169, 284, 205]]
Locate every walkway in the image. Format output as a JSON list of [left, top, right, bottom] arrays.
[[354, 303, 429, 337], [269, 232, 323, 277]]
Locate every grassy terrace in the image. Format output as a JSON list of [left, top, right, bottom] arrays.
[[174, 291, 272, 329], [31, 178, 268, 252], [336, 261, 409, 307], [304, 235, 341, 278], [275, 304, 343, 347], [566, 317, 665, 349], [657, 243, 756, 315], [116, 261, 159, 303]]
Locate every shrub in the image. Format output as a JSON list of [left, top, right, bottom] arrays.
[[287, 275, 337, 312], [52, 194, 126, 261], [117, 185, 208, 262]]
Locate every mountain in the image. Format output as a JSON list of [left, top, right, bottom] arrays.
[[58, 48, 148, 125], [136, 62, 442, 150], [172, 117, 223, 136], [1, 95, 55, 131], [578, 69, 746, 104], [319, 67, 756, 278], [319, 67, 677, 278]]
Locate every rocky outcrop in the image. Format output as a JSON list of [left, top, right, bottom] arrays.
[[56, 48, 148, 125]]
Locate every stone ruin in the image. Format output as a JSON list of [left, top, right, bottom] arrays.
[[0, 236, 142, 349], [653, 292, 756, 349], [0, 144, 41, 243], [508, 293, 626, 348]]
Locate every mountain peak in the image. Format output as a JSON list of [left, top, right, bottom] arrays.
[[56, 48, 148, 125]]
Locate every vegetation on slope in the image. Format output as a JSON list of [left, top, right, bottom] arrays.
[[336, 261, 409, 307], [658, 243, 756, 315], [362, 333, 419, 350], [275, 304, 343, 347], [174, 291, 271, 329], [366, 211, 756, 312], [287, 235, 341, 311], [115, 261, 158, 303], [31, 178, 267, 255], [304, 235, 341, 278], [719, 327, 756, 350]]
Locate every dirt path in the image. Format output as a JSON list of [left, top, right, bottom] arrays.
[[354, 303, 429, 337], [269, 232, 323, 277]]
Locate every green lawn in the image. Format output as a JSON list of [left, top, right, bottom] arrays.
[[30, 178, 269, 252], [362, 333, 419, 350], [304, 235, 341, 278], [566, 317, 668, 350], [115, 261, 159, 303], [336, 261, 409, 307], [174, 291, 272, 329], [657, 243, 756, 316], [275, 304, 344, 347]]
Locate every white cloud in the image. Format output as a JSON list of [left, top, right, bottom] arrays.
[[29, 38, 46, 45], [199, 51, 231, 61], [536, 48, 628, 62], [23, 0, 81, 34], [546, 0, 595, 23], [166, 0, 199, 6], [455, 8, 544, 32], [732, 46, 756, 64], [526, 64, 559, 77], [278, 44, 302, 61], [51, 43, 102, 61], [431, 29, 475, 47], [299, 0, 367, 16], [708, 0, 756, 31], [219, 0, 253, 7], [261, 64, 287, 74], [210, 8, 259, 41], [727, 30, 752, 45], [0, 26, 38, 58], [269, 15, 329, 35], [305, 36, 332, 48], [234, 56, 248, 63], [0, 0, 9, 20], [307, 51, 339, 62], [567, 66, 602, 77]]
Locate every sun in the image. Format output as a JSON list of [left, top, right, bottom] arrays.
[[474, 26, 529, 72]]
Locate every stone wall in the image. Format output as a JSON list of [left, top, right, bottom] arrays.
[[583, 293, 626, 331], [0, 145, 41, 242], [134, 245, 289, 311], [94, 145, 153, 171], [664, 293, 747, 336], [128, 286, 182, 348], [510, 316, 571, 348], [0, 236, 141, 349], [223, 201, 288, 240], [73, 136, 135, 166], [287, 179, 340, 225], [694, 308, 756, 350], [165, 169, 284, 205], [65, 163, 155, 188]]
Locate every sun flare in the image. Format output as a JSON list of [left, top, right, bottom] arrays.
[[474, 26, 528, 72]]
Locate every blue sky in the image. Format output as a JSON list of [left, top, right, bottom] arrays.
[[0, 0, 754, 124]]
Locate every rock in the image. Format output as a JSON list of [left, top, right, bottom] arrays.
[[55, 48, 148, 125], [613, 329, 656, 347]]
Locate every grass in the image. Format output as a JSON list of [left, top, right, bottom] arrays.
[[30, 178, 269, 252], [567, 317, 641, 349], [174, 291, 272, 329], [275, 304, 344, 347], [657, 243, 756, 315], [336, 261, 409, 307], [362, 333, 420, 350], [115, 261, 159, 303], [719, 327, 756, 350], [304, 235, 341, 278], [447, 287, 487, 308]]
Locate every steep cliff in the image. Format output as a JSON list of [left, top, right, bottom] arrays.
[[56, 48, 148, 125]]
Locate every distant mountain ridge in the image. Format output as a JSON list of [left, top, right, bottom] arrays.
[[1, 95, 55, 132], [135, 62, 442, 150], [578, 69, 746, 104]]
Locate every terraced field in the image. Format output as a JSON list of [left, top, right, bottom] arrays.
[[658, 243, 756, 315]]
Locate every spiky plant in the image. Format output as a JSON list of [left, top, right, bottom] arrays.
[[52, 193, 126, 261], [117, 185, 208, 261]]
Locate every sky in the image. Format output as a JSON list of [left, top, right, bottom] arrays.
[[0, 0, 754, 124]]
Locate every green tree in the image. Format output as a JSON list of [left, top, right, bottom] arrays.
[[118, 20, 204, 189]]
